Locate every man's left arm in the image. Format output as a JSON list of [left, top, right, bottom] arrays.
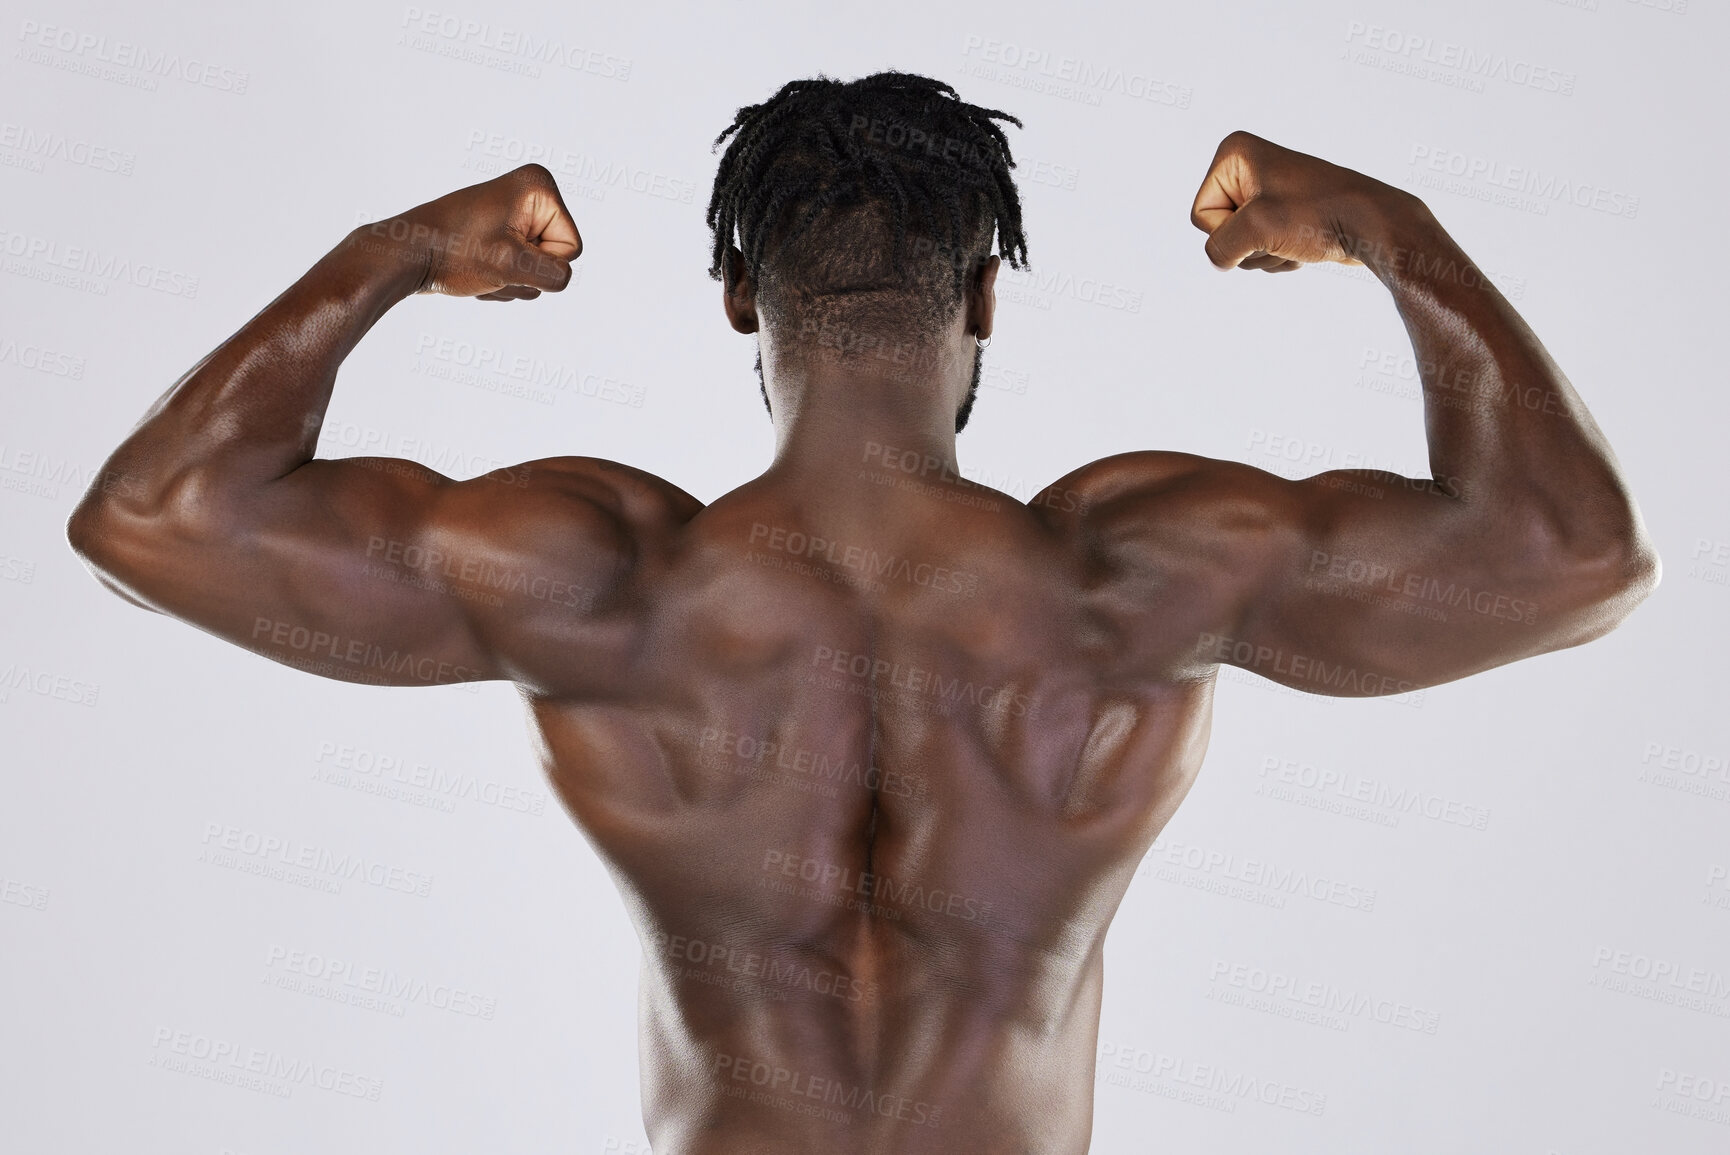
[[1212, 133, 1657, 692], [1064, 132, 1659, 695]]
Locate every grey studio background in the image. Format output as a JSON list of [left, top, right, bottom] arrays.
[[1, 0, 1724, 1152]]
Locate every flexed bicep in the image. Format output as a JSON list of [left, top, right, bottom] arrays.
[[1160, 131, 1657, 694]]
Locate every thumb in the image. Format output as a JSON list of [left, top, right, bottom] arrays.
[[506, 239, 573, 292], [1202, 199, 1283, 270]]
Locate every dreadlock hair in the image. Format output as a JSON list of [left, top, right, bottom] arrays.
[[707, 72, 1029, 425]]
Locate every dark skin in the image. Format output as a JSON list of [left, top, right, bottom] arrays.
[[67, 132, 1657, 1154]]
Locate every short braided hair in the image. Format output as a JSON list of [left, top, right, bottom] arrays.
[[706, 71, 1029, 340]]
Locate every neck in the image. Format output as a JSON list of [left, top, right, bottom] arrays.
[[761, 333, 970, 481]]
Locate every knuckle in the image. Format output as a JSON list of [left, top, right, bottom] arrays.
[[1220, 129, 1257, 154]]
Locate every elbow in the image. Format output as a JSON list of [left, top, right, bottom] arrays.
[[1618, 539, 1662, 605], [65, 500, 141, 609], [1569, 511, 1662, 609], [67, 464, 154, 568], [68, 464, 236, 573], [1542, 534, 1660, 645], [65, 500, 154, 605], [66, 491, 212, 614], [66, 496, 121, 573], [1510, 490, 1661, 622], [1599, 541, 1660, 622]]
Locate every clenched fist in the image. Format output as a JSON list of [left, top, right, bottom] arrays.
[[1190, 131, 1425, 273], [358, 163, 582, 301]]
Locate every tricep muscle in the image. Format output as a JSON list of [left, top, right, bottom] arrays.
[[73, 455, 631, 689], [1056, 452, 1633, 696]]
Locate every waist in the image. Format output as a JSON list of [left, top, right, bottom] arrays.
[[638, 947, 1105, 1154]]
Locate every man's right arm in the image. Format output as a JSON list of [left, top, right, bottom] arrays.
[[65, 165, 648, 691]]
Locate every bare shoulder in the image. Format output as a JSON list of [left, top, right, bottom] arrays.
[[1031, 450, 1312, 651], [434, 456, 703, 537], [420, 456, 704, 606], [1034, 449, 1307, 547]]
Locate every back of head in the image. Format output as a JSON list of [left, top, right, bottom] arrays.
[[707, 72, 1029, 353]]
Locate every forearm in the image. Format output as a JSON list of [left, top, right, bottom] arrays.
[[73, 229, 424, 529], [1347, 200, 1649, 563]]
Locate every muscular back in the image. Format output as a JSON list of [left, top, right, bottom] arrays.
[[69, 140, 1656, 1155], [528, 458, 1222, 1154]]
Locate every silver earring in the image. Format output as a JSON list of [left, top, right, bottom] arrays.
[[975, 335, 991, 350]]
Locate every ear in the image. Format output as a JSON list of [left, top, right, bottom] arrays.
[[722, 248, 759, 335], [967, 254, 1000, 343]]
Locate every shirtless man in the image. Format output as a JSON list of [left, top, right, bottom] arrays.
[[66, 73, 1657, 1153]]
